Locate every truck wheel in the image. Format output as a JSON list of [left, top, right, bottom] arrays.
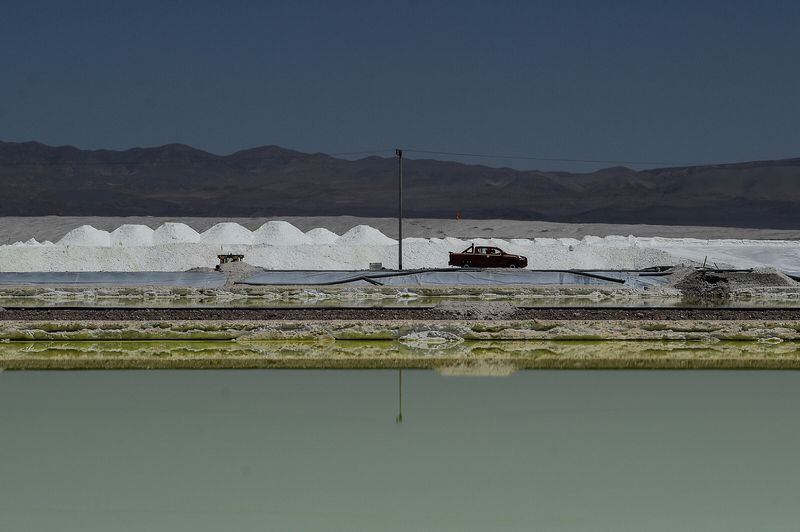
[[508, 264, 518, 268], [462, 262, 471, 268]]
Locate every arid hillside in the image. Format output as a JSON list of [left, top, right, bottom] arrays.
[[2, 141, 799, 228]]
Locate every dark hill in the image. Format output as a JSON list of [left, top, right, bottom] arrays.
[[1, 140, 799, 228]]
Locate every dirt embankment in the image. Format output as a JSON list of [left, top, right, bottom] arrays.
[[4, 306, 800, 321]]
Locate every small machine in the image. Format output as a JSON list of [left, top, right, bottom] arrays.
[[216, 254, 245, 271]]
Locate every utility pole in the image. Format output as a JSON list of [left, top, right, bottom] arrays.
[[396, 148, 403, 270]]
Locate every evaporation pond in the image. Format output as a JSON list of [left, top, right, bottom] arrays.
[[1, 370, 799, 531]]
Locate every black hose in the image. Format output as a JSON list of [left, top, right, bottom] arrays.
[[236, 267, 631, 286]]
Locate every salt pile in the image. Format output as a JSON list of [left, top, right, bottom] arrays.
[[252, 221, 310, 245], [2, 219, 799, 272], [305, 227, 339, 244], [337, 225, 396, 245], [11, 238, 49, 246], [153, 223, 201, 244], [57, 225, 111, 247], [200, 223, 254, 245], [110, 224, 154, 247]]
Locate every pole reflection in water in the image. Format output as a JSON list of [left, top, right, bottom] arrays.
[[396, 369, 403, 424], [1, 370, 800, 531]]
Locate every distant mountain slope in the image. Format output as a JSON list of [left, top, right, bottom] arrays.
[[1, 140, 799, 228]]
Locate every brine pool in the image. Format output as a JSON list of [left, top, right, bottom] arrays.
[[1, 370, 799, 531]]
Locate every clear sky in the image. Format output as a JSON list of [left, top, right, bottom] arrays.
[[1, 0, 798, 170]]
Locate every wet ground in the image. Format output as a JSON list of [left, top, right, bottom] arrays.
[[3, 340, 800, 369]]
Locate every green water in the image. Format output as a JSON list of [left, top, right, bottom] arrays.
[[1, 370, 799, 531]]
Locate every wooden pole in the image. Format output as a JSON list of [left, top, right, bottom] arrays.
[[396, 149, 403, 270]]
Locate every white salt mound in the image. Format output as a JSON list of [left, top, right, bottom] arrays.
[[305, 227, 339, 244], [57, 225, 111, 247], [337, 225, 397, 245], [110, 224, 154, 247], [11, 238, 41, 246], [7, 220, 796, 272], [153, 223, 201, 244], [14, 238, 53, 247], [252, 221, 309, 245], [200, 223, 253, 245]]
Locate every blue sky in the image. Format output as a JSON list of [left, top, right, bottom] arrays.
[[1, 0, 798, 170]]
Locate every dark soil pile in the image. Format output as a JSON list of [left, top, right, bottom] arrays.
[[675, 270, 732, 300], [673, 267, 795, 301]]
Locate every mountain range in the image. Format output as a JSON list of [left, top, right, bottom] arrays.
[[1, 140, 799, 228]]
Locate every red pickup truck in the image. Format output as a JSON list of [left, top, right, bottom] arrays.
[[448, 244, 528, 268]]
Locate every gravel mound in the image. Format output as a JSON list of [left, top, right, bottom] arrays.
[[674, 271, 732, 300], [215, 261, 265, 285], [672, 266, 796, 300]]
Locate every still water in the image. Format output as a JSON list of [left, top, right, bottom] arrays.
[[1, 370, 799, 531]]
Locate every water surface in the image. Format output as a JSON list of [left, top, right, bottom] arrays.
[[1, 370, 798, 531]]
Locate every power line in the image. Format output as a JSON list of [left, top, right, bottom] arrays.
[[326, 148, 394, 157], [402, 148, 701, 167], [325, 147, 704, 166], [0, 148, 396, 166]]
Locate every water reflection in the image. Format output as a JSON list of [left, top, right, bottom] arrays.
[[2, 370, 799, 531], [396, 369, 403, 424]]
